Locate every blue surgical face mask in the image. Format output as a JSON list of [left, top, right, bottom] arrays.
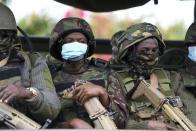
[[188, 46, 196, 62], [61, 42, 88, 61]]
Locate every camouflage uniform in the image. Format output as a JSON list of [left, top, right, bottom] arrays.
[[181, 21, 196, 86], [49, 17, 128, 129], [110, 23, 192, 129], [176, 22, 196, 124], [0, 3, 61, 128]]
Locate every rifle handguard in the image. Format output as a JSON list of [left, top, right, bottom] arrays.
[[0, 103, 41, 129], [132, 79, 196, 131]]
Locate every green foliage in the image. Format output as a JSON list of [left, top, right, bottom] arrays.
[[157, 20, 186, 40], [17, 13, 56, 36], [89, 14, 143, 38], [0, 0, 11, 5], [17, 9, 186, 40]]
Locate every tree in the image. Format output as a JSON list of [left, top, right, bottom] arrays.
[[17, 13, 56, 36], [157, 20, 186, 40], [17, 8, 187, 40], [0, 0, 11, 5], [89, 14, 143, 38]]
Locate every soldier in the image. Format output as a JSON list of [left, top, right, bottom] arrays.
[[0, 3, 61, 128], [49, 17, 128, 129], [109, 23, 189, 130], [175, 22, 196, 124], [182, 21, 196, 86]]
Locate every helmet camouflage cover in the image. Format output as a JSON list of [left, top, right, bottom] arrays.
[[49, 17, 96, 61], [116, 22, 166, 62], [0, 3, 19, 61], [185, 22, 196, 46], [110, 30, 125, 64]]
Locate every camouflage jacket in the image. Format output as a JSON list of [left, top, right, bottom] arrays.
[[115, 68, 193, 129], [180, 58, 196, 87], [177, 58, 196, 124], [0, 51, 61, 128], [52, 61, 128, 129]]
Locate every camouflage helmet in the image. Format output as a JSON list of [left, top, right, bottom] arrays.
[[110, 30, 125, 64], [49, 17, 96, 61], [117, 22, 166, 61], [184, 22, 196, 46], [0, 3, 17, 32]]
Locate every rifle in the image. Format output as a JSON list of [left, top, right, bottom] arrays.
[[0, 102, 42, 129], [60, 80, 117, 129], [130, 76, 196, 131]]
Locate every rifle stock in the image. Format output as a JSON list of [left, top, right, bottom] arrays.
[[0, 102, 41, 129], [132, 78, 196, 131], [61, 80, 117, 129]]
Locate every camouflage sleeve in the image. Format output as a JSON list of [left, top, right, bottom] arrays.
[[170, 71, 196, 124], [106, 72, 129, 129], [24, 52, 61, 123]]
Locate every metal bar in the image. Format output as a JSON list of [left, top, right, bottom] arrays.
[[19, 36, 186, 54], [194, 0, 196, 21]]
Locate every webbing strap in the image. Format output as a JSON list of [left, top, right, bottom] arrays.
[[0, 67, 21, 80], [54, 79, 105, 93]]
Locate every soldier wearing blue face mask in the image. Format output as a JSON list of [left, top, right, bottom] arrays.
[[182, 22, 196, 87], [59, 32, 89, 71], [174, 22, 196, 125], [48, 17, 128, 129]]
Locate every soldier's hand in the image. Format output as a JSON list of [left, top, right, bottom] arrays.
[[147, 120, 179, 130], [73, 81, 109, 107], [61, 118, 93, 129], [0, 83, 33, 103]]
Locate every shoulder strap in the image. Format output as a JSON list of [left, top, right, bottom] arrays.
[[54, 79, 105, 93], [18, 51, 32, 87], [153, 68, 170, 84]]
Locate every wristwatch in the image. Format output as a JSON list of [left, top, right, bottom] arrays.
[[27, 88, 38, 98]]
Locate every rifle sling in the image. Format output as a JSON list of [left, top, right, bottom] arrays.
[[126, 77, 143, 99], [0, 67, 21, 81], [54, 79, 105, 93]]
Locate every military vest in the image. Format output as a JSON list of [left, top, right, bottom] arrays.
[[116, 68, 180, 120], [53, 65, 107, 125]]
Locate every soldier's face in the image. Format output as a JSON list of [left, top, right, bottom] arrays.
[[63, 32, 87, 44], [136, 38, 159, 55]]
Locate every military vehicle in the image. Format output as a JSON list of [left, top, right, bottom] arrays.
[[1, 0, 196, 130]]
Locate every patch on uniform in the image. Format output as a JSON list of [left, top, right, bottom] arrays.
[[0, 67, 21, 80]]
